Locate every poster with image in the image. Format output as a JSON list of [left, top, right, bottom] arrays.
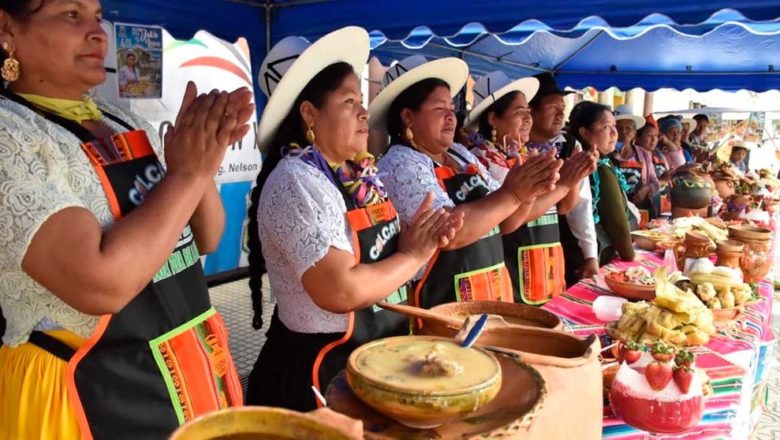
[[114, 23, 163, 99]]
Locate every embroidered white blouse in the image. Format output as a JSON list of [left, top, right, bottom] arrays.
[[0, 96, 164, 346]]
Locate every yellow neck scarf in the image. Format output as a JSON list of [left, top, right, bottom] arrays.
[[18, 93, 103, 123]]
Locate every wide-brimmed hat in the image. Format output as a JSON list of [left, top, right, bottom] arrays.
[[256, 26, 369, 150], [528, 72, 573, 106], [465, 71, 539, 129], [613, 104, 646, 130], [368, 55, 469, 131], [716, 139, 754, 162]]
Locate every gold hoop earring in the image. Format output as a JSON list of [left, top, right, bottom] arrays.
[[490, 128, 497, 144], [405, 127, 417, 148], [1, 43, 20, 83], [305, 126, 316, 144]]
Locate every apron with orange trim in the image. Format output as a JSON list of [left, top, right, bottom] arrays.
[[651, 150, 672, 216], [5, 92, 242, 439], [502, 205, 565, 305], [247, 157, 408, 411], [412, 149, 513, 312]]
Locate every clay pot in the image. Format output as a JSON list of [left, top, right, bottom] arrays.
[[170, 407, 357, 440], [728, 225, 772, 283], [427, 301, 563, 333], [670, 174, 714, 210], [715, 240, 744, 270], [422, 324, 603, 440]]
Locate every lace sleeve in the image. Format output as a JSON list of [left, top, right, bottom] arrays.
[[258, 160, 353, 281], [378, 146, 454, 224], [0, 127, 86, 270]]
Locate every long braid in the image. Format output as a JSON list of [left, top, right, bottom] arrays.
[[246, 61, 353, 330]]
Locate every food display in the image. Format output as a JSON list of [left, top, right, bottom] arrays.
[[604, 267, 656, 301], [608, 344, 707, 434], [345, 336, 502, 429], [609, 269, 715, 346]]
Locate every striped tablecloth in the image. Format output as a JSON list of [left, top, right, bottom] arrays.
[[543, 252, 776, 439]]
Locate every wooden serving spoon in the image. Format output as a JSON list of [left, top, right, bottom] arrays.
[[377, 302, 511, 329]]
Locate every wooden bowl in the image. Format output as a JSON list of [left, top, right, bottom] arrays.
[[631, 231, 669, 251], [169, 407, 355, 440], [604, 273, 656, 301], [346, 336, 502, 429], [329, 350, 545, 439], [428, 301, 563, 332], [728, 224, 772, 242]]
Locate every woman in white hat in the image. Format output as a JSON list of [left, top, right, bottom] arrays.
[[245, 28, 460, 411], [612, 105, 656, 220], [465, 71, 596, 304], [375, 56, 562, 313]]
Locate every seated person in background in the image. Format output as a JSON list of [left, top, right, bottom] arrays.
[[658, 115, 693, 169]]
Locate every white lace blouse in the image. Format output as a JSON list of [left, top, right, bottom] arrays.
[[257, 156, 354, 333], [377, 143, 500, 279], [0, 96, 164, 346]]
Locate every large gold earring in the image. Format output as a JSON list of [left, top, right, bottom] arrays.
[[305, 125, 316, 144], [490, 128, 497, 144], [405, 127, 417, 148], [1, 43, 20, 83]]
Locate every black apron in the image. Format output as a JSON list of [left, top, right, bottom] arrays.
[[246, 159, 409, 411], [5, 92, 242, 439], [411, 149, 513, 321], [502, 205, 565, 305], [613, 150, 651, 226]]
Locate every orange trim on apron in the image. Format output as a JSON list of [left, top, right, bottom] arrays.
[[311, 312, 355, 408], [66, 315, 111, 440]]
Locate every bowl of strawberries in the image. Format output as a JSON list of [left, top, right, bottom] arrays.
[[608, 342, 705, 434]]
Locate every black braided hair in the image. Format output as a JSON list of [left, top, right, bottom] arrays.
[[247, 61, 355, 330]]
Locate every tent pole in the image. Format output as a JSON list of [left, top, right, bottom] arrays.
[[551, 30, 603, 74], [265, 1, 272, 53]]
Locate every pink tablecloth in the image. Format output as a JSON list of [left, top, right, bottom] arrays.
[[543, 252, 776, 439]]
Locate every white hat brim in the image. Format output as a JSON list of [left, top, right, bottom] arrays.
[[615, 114, 646, 130], [466, 77, 539, 129], [257, 26, 369, 151], [368, 58, 469, 132]]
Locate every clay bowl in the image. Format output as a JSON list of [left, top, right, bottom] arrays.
[[603, 272, 656, 301], [169, 407, 355, 440], [328, 349, 545, 439], [427, 301, 563, 334], [716, 239, 745, 254], [728, 224, 772, 242], [631, 230, 669, 251], [345, 336, 502, 429]]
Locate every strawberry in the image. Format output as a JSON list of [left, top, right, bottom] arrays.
[[645, 361, 673, 391], [620, 341, 644, 364], [673, 366, 694, 394], [675, 349, 695, 368], [650, 341, 675, 362]]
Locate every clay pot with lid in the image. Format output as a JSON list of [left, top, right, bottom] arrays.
[[669, 171, 715, 212]]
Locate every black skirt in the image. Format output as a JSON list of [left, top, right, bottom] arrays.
[[246, 308, 346, 411]]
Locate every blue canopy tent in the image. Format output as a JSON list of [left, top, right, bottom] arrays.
[[102, 0, 780, 91]]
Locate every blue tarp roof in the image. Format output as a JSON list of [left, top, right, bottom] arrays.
[[102, 0, 780, 91]]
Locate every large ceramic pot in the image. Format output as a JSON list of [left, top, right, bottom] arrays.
[[670, 173, 714, 210], [169, 407, 357, 440], [715, 240, 744, 270], [422, 323, 603, 440]]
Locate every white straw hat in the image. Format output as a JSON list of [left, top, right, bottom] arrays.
[[257, 26, 369, 150], [368, 55, 468, 132], [613, 104, 646, 129], [466, 71, 539, 128]]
